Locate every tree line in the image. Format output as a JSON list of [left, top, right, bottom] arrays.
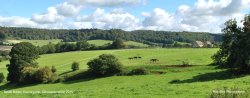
[[0, 27, 222, 46], [38, 39, 126, 54]]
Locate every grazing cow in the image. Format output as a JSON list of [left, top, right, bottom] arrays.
[[150, 59, 159, 62], [138, 56, 142, 59], [133, 56, 138, 59]]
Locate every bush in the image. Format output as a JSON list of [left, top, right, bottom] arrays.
[[0, 73, 4, 83], [87, 54, 123, 76], [71, 62, 80, 71], [181, 60, 190, 66], [34, 66, 54, 83], [19, 67, 37, 83], [51, 66, 57, 73], [129, 68, 149, 75]]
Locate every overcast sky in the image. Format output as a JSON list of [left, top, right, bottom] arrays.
[[0, 0, 249, 33]]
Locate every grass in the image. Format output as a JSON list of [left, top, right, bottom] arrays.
[[6, 39, 62, 46], [87, 40, 112, 46], [87, 40, 149, 47], [6, 39, 149, 48], [1, 48, 250, 98]]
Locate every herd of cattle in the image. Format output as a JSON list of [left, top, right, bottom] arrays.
[[128, 56, 159, 62]]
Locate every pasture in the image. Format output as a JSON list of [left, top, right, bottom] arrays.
[[6, 39, 149, 47], [1, 48, 250, 98]]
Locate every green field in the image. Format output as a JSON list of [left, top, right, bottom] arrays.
[[6, 39, 62, 46], [6, 39, 149, 47], [1, 48, 250, 98]]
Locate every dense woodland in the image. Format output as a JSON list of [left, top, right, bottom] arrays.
[[0, 27, 222, 45]]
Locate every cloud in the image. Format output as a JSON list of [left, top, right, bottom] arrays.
[[142, 8, 174, 30], [140, 0, 249, 33], [176, 0, 249, 32], [0, 16, 36, 27], [31, 7, 64, 24], [76, 8, 141, 30], [0, 0, 249, 33], [56, 2, 81, 17], [67, 0, 146, 7]]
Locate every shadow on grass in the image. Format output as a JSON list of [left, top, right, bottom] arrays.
[[58, 70, 73, 76], [170, 69, 247, 84], [0, 82, 39, 90], [61, 70, 106, 84]]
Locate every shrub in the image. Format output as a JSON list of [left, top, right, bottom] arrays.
[[34, 66, 54, 83], [129, 68, 149, 75], [19, 67, 37, 83], [50, 73, 59, 83], [0, 73, 4, 83], [51, 66, 57, 73], [181, 60, 190, 66], [87, 54, 123, 76], [71, 62, 80, 71], [109, 39, 126, 49]]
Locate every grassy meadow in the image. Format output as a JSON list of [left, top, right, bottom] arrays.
[[1, 48, 250, 98], [6, 39, 149, 47]]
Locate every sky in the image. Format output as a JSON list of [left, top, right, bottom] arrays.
[[0, 0, 249, 33]]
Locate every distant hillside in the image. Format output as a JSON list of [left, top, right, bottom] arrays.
[[0, 27, 222, 46]]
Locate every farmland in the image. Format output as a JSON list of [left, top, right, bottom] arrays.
[[5, 39, 149, 47], [2, 48, 249, 98]]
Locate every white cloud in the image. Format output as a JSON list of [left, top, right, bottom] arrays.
[[56, 2, 81, 17], [31, 7, 64, 24], [67, 0, 146, 7], [176, 0, 249, 32], [76, 8, 141, 30], [1, 0, 249, 33], [142, 8, 174, 29], [0, 16, 36, 27], [140, 0, 249, 33]]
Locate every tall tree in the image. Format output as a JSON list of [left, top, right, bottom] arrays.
[[7, 42, 40, 82], [212, 14, 250, 72]]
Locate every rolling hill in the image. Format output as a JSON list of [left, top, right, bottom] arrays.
[[2, 48, 249, 98]]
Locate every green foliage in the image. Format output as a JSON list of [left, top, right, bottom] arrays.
[[34, 66, 54, 83], [76, 41, 90, 50], [55, 42, 77, 53], [129, 68, 149, 75], [51, 66, 57, 73], [87, 54, 123, 76], [110, 39, 126, 49], [212, 14, 250, 72], [19, 67, 37, 83], [0, 50, 10, 62], [0, 27, 222, 46], [40, 42, 56, 54], [0, 73, 4, 83], [181, 60, 190, 66], [71, 62, 80, 71], [7, 42, 40, 82], [0, 32, 6, 40]]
